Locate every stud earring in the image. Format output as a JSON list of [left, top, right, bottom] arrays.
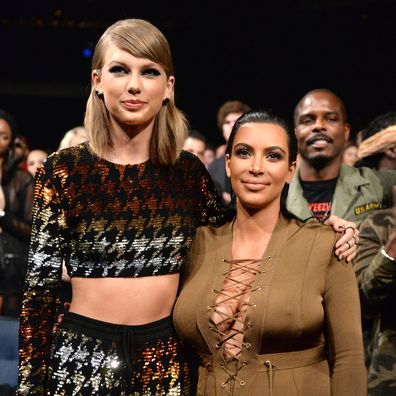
[[162, 98, 170, 106], [96, 89, 104, 100]]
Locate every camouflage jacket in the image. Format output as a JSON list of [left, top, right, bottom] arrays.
[[354, 208, 396, 396], [287, 164, 396, 227]]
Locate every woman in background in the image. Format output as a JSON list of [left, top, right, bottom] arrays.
[[0, 109, 33, 318]]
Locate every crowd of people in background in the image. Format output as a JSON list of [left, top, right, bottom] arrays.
[[0, 17, 395, 396]]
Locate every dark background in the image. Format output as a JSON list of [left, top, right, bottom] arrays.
[[1, 0, 396, 152]]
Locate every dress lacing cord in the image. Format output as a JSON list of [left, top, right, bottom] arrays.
[[265, 360, 275, 396], [210, 258, 263, 387]]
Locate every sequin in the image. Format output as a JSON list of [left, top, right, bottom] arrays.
[[18, 142, 226, 394], [45, 317, 192, 395]]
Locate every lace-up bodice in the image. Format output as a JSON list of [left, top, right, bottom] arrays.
[[174, 218, 367, 395], [211, 258, 263, 360]]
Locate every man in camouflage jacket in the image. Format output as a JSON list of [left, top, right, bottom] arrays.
[[354, 194, 396, 396]]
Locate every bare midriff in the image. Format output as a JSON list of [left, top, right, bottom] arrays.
[[69, 273, 180, 325]]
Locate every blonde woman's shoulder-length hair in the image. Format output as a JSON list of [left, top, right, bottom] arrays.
[[84, 18, 188, 166]]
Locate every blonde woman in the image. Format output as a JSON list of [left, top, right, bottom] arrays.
[[17, 19, 225, 395]]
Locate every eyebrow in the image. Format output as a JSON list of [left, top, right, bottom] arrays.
[[107, 59, 160, 69], [234, 143, 287, 154], [299, 110, 340, 118]]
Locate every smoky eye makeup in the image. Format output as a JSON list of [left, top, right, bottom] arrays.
[[142, 68, 161, 76], [233, 144, 251, 157], [108, 65, 128, 74]]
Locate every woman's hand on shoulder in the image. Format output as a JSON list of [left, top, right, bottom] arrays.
[[325, 216, 359, 262]]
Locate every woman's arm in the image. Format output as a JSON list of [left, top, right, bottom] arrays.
[[194, 156, 228, 226], [324, 243, 367, 395], [18, 158, 68, 395]]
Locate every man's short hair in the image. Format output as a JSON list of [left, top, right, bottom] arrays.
[[188, 129, 206, 144], [217, 100, 251, 130], [293, 89, 347, 124]]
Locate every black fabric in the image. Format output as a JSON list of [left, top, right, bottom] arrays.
[[208, 154, 231, 205], [0, 166, 33, 317], [0, 385, 16, 396], [46, 313, 193, 395], [300, 177, 337, 222]]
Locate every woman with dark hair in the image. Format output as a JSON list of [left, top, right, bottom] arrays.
[[0, 109, 33, 317], [174, 110, 367, 395]]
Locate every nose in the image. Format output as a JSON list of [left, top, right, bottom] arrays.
[[313, 117, 326, 130], [250, 155, 264, 175], [127, 73, 142, 94]]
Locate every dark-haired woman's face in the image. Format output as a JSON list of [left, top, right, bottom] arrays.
[[0, 119, 12, 157], [226, 122, 295, 211]]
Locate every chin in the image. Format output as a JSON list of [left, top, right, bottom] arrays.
[[306, 154, 334, 171], [238, 199, 267, 213]]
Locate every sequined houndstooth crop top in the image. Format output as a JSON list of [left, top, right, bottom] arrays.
[[18, 142, 226, 394], [28, 142, 226, 278]]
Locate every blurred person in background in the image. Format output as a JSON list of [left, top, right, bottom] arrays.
[[356, 112, 396, 171], [13, 135, 30, 171], [26, 149, 48, 178], [183, 129, 206, 162], [208, 100, 251, 205], [0, 109, 33, 390], [0, 110, 33, 317], [58, 126, 88, 150], [202, 144, 215, 169], [342, 140, 359, 167]]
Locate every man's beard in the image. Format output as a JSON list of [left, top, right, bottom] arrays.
[[302, 153, 333, 171]]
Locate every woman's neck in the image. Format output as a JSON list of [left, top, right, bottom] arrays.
[[105, 118, 154, 165], [232, 201, 280, 259]]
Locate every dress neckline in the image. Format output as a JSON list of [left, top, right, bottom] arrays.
[[84, 141, 151, 169]]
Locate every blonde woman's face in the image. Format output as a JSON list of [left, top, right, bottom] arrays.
[[93, 43, 174, 132]]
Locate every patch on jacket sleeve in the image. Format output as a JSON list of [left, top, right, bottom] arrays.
[[354, 202, 382, 215]]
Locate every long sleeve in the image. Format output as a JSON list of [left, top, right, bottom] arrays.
[[353, 209, 395, 317], [324, 252, 367, 395], [194, 155, 228, 226], [376, 169, 396, 209], [18, 159, 68, 395]]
